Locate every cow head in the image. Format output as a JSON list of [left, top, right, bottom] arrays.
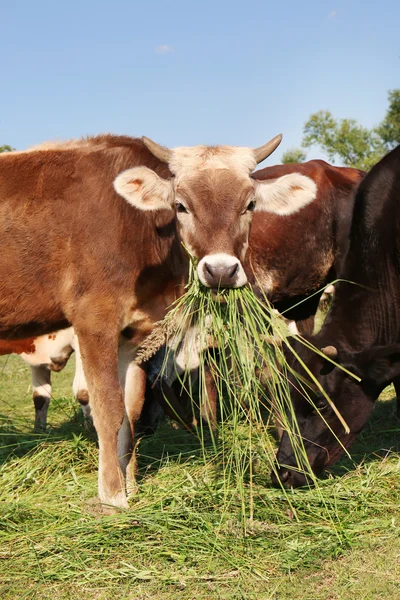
[[114, 136, 318, 288], [273, 341, 400, 487]]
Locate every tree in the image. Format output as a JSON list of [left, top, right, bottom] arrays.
[[287, 89, 400, 170], [376, 89, 400, 150], [0, 145, 13, 153], [281, 147, 307, 164]]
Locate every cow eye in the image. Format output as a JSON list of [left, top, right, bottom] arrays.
[[247, 200, 256, 212], [314, 398, 328, 412], [176, 202, 189, 214]]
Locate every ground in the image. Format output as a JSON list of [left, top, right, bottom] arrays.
[[0, 354, 399, 599]]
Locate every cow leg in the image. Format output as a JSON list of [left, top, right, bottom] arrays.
[[76, 329, 127, 509], [200, 364, 218, 430], [71, 336, 91, 418], [31, 365, 52, 430], [117, 352, 147, 498]]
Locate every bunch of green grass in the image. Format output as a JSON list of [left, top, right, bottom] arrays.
[[138, 260, 358, 528]]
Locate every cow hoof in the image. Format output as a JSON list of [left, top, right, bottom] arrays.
[[34, 422, 47, 432], [100, 491, 129, 510], [85, 496, 126, 516]]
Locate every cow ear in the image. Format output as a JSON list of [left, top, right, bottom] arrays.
[[114, 167, 174, 211], [361, 345, 400, 392], [254, 173, 317, 215]]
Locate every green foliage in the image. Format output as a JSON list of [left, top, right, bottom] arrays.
[[287, 89, 400, 170], [281, 147, 307, 164], [302, 110, 385, 170], [0, 145, 14, 153], [376, 89, 400, 149]]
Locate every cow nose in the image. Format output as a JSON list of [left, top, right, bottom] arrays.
[[271, 468, 290, 488], [271, 466, 310, 489], [203, 261, 239, 287], [197, 254, 247, 288]]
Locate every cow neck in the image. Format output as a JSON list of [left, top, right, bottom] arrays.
[[317, 149, 400, 352]]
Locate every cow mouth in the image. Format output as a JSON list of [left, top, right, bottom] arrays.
[[210, 289, 228, 303]]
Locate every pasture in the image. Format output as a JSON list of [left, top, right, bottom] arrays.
[[1, 352, 399, 599]]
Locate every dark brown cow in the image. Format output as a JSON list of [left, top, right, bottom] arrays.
[[0, 133, 319, 508], [274, 145, 400, 487]]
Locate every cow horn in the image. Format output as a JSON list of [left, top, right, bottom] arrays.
[[142, 137, 172, 163], [253, 134, 283, 164], [321, 346, 338, 359]]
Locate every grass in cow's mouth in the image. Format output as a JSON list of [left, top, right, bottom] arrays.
[[137, 258, 355, 526]]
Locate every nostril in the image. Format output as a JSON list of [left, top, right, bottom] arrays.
[[228, 263, 239, 279], [204, 263, 214, 278]]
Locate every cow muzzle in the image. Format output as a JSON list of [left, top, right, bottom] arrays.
[[197, 253, 248, 289], [270, 466, 312, 488]]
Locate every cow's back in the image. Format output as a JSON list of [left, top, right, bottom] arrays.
[[0, 136, 180, 339]]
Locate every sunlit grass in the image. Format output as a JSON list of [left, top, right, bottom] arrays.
[[0, 355, 399, 598]]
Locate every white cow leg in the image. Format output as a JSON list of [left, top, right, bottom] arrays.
[[31, 365, 52, 430], [118, 348, 147, 498], [72, 336, 91, 419]]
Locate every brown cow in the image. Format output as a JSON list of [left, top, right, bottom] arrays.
[[2, 328, 89, 430], [247, 160, 365, 334], [0, 133, 319, 508], [141, 160, 364, 433]]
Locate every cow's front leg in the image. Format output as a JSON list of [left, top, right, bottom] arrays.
[[77, 328, 127, 509], [118, 345, 147, 498], [31, 365, 52, 430], [200, 362, 218, 431]]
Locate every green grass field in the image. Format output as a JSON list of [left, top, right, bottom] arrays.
[[0, 353, 399, 599]]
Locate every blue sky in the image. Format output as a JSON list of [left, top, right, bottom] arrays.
[[1, 0, 399, 163]]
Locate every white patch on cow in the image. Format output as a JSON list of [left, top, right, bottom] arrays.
[[197, 253, 248, 288], [169, 146, 257, 180], [21, 328, 75, 368], [71, 335, 90, 416], [174, 327, 203, 373], [31, 365, 52, 429], [271, 309, 299, 336], [324, 284, 335, 295], [287, 320, 300, 335], [255, 173, 317, 215], [31, 366, 52, 399], [114, 167, 174, 211]]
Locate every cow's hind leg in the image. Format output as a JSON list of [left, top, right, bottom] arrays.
[[31, 365, 52, 430], [71, 336, 91, 419], [76, 326, 127, 509], [118, 347, 147, 498]]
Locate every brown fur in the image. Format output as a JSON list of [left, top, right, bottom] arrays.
[[0, 135, 185, 507], [249, 160, 365, 332], [0, 134, 259, 508], [0, 338, 36, 355], [176, 169, 254, 260]]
